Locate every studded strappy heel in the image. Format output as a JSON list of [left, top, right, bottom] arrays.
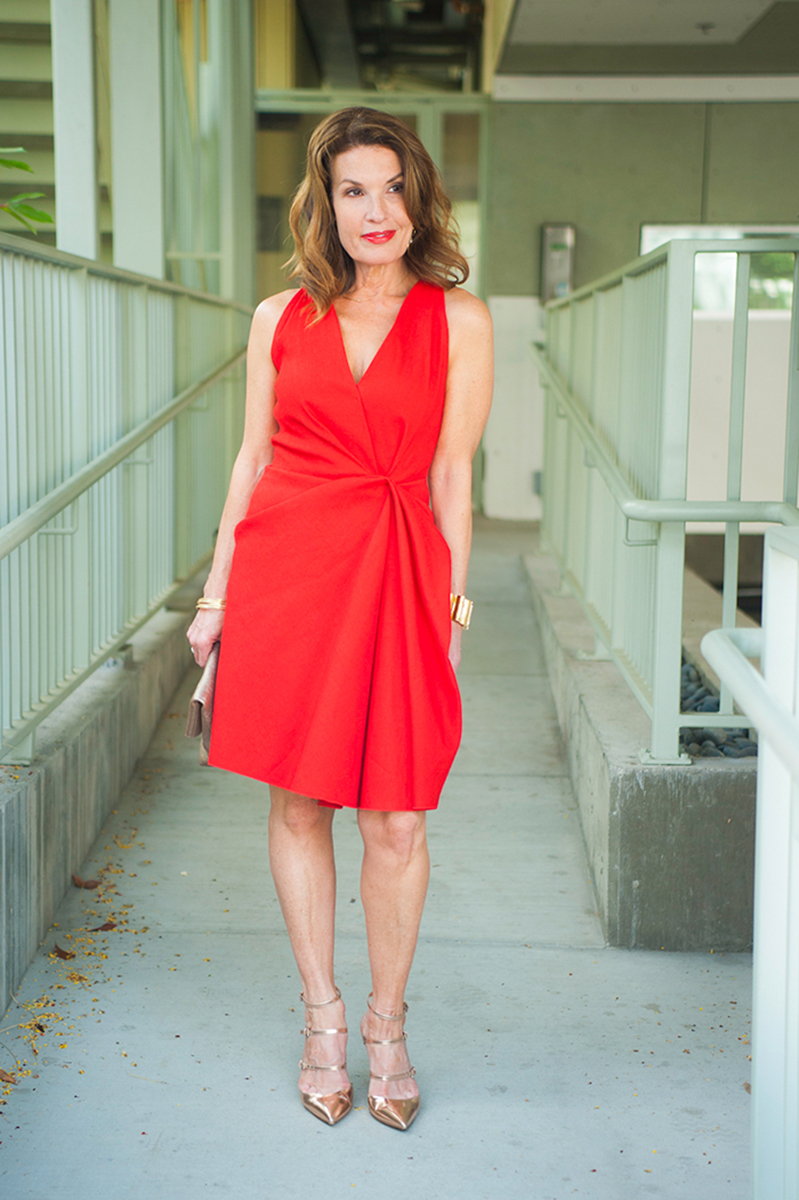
[[361, 992, 420, 1131], [298, 986, 353, 1126]]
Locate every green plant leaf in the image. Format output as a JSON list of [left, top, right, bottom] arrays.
[[5, 192, 46, 202], [0, 147, 26, 153], [0, 158, 33, 172], [1, 207, 37, 232], [11, 202, 52, 222]]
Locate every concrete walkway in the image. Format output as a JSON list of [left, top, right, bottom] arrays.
[[0, 519, 751, 1199]]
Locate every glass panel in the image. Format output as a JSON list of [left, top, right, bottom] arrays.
[[641, 224, 799, 312], [442, 112, 480, 295], [163, 0, 221, 294]]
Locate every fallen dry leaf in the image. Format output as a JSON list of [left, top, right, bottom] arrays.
[[73, 874, 100, 889], [53, 944, 76, 960], [0, 1069, 17, 1085], [744, 1081, 751, 1094], [90, 921, 116, 932]]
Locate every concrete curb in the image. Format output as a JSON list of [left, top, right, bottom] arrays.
[[523, 549, 756, 951], [0, 606, 197, 1021]]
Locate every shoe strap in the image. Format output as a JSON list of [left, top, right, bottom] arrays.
[[300, 986, 342, 1009], [302, 1025, 348, 1037], [369, 1066, 417, 1083], [367, 992, 408, 1021], [299, 1058, 348, 1072], [362, 1032, 407, 1047]]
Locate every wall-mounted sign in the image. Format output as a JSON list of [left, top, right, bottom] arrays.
[[541, 224, 575, 302]]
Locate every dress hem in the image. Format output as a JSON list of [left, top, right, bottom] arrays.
[[206, 755, 442, 813]]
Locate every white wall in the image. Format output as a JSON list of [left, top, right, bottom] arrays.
[[483, 296, 545, 520], [688, 310, 791, 532]]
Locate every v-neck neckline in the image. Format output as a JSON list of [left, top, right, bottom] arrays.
[[332, 280, 420, 388]]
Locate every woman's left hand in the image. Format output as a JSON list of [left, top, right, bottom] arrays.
[[448, 622, 463, 672], [187, 608, 225, 668]]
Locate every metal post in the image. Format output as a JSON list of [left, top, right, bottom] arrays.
[[108, 0, 166, 278], [719, 253, 751, 712], [645, 241, 694, 762], [784, 254, 799, 508], [51, 0, 100, 260], [752, 526, 799, 1199]]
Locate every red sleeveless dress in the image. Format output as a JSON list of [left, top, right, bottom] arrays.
[[208, 280, 461, 811]]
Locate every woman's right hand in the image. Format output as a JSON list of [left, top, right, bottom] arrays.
[[187, 609, 225, 668]]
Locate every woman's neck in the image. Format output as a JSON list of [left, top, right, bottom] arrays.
[[347, 260, 416, 300]]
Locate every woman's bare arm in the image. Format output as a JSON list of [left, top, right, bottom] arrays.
[[430, 288, 493, 670], [187, 290, 296, 665]]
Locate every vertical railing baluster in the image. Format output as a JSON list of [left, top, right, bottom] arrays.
[[648, 241, 694, 761], [720, 253, 751, 715], [70, 267, 91, 675], [784, 253, 799, 508]]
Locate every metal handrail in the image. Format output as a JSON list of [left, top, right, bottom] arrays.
[[0, 346, 246, 561], [0, 230, 252, 312], [1, 235, 252, 762], [700, 525, 799, 1200], [702, 628, 799, 776], [533, 345, 799, 529], [544, 235, 799, 311], [536, 236, 799, 760]]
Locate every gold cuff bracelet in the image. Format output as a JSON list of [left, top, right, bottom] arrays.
[[450, 593, 473, 630], [196, 597, 226, 611]]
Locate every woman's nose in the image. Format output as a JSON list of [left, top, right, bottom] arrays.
[[366, 192, 388, 221]]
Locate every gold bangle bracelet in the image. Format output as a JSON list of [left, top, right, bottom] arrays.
[[449, 593, 473, 630], [196, 597, 226, 611]]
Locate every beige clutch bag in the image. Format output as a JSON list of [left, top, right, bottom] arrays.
[[185, 642, 219, 765]]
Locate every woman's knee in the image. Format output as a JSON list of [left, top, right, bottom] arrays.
[[359, 810, 427, 861], [270, 787, 331, 838]]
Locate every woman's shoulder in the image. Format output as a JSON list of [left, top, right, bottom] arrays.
[[252, 288, 303, 331], [443, 285, 492, 338]]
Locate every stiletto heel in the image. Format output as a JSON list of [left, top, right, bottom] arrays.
[[298, 986, 353, 1125], [362, 992, 420, 1130]]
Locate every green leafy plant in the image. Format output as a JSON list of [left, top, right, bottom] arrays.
[[0, 147, 53, 233]]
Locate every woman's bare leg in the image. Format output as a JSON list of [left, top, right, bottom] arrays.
[[268, 785, 348, 1096], [357, 809, 430, 1101]]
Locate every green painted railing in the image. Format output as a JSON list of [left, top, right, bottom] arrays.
[[0, 233, 251, 764], [702, 525, 799, 1200], [533, 237, 799, 762]]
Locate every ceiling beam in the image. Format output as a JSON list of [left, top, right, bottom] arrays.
[[360, 50, 470, 66], [354, 28, 477, 46]]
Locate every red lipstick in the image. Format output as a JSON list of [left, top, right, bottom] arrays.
[[362, 231, 396, 244]]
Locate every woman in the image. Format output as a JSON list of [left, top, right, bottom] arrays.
[[187, 107, 493, 1130]]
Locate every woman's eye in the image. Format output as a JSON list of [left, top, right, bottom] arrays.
[[389, 183, 404, 193]]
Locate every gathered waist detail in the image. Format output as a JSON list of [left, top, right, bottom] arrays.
[[265, 456, 430, 504]]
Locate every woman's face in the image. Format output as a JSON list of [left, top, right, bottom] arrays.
[[329, 144, 414, 269]]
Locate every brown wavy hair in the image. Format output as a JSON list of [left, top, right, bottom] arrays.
[[286, 107, 468, 316]]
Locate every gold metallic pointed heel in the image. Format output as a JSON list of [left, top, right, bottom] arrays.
[[362, 993, 420, 1131], [299, 987, 353, 1126]]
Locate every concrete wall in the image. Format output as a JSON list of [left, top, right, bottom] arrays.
[[524, 548, 757, 951], [486, 100, 799, 296], [0, 607, 195, 1022]]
